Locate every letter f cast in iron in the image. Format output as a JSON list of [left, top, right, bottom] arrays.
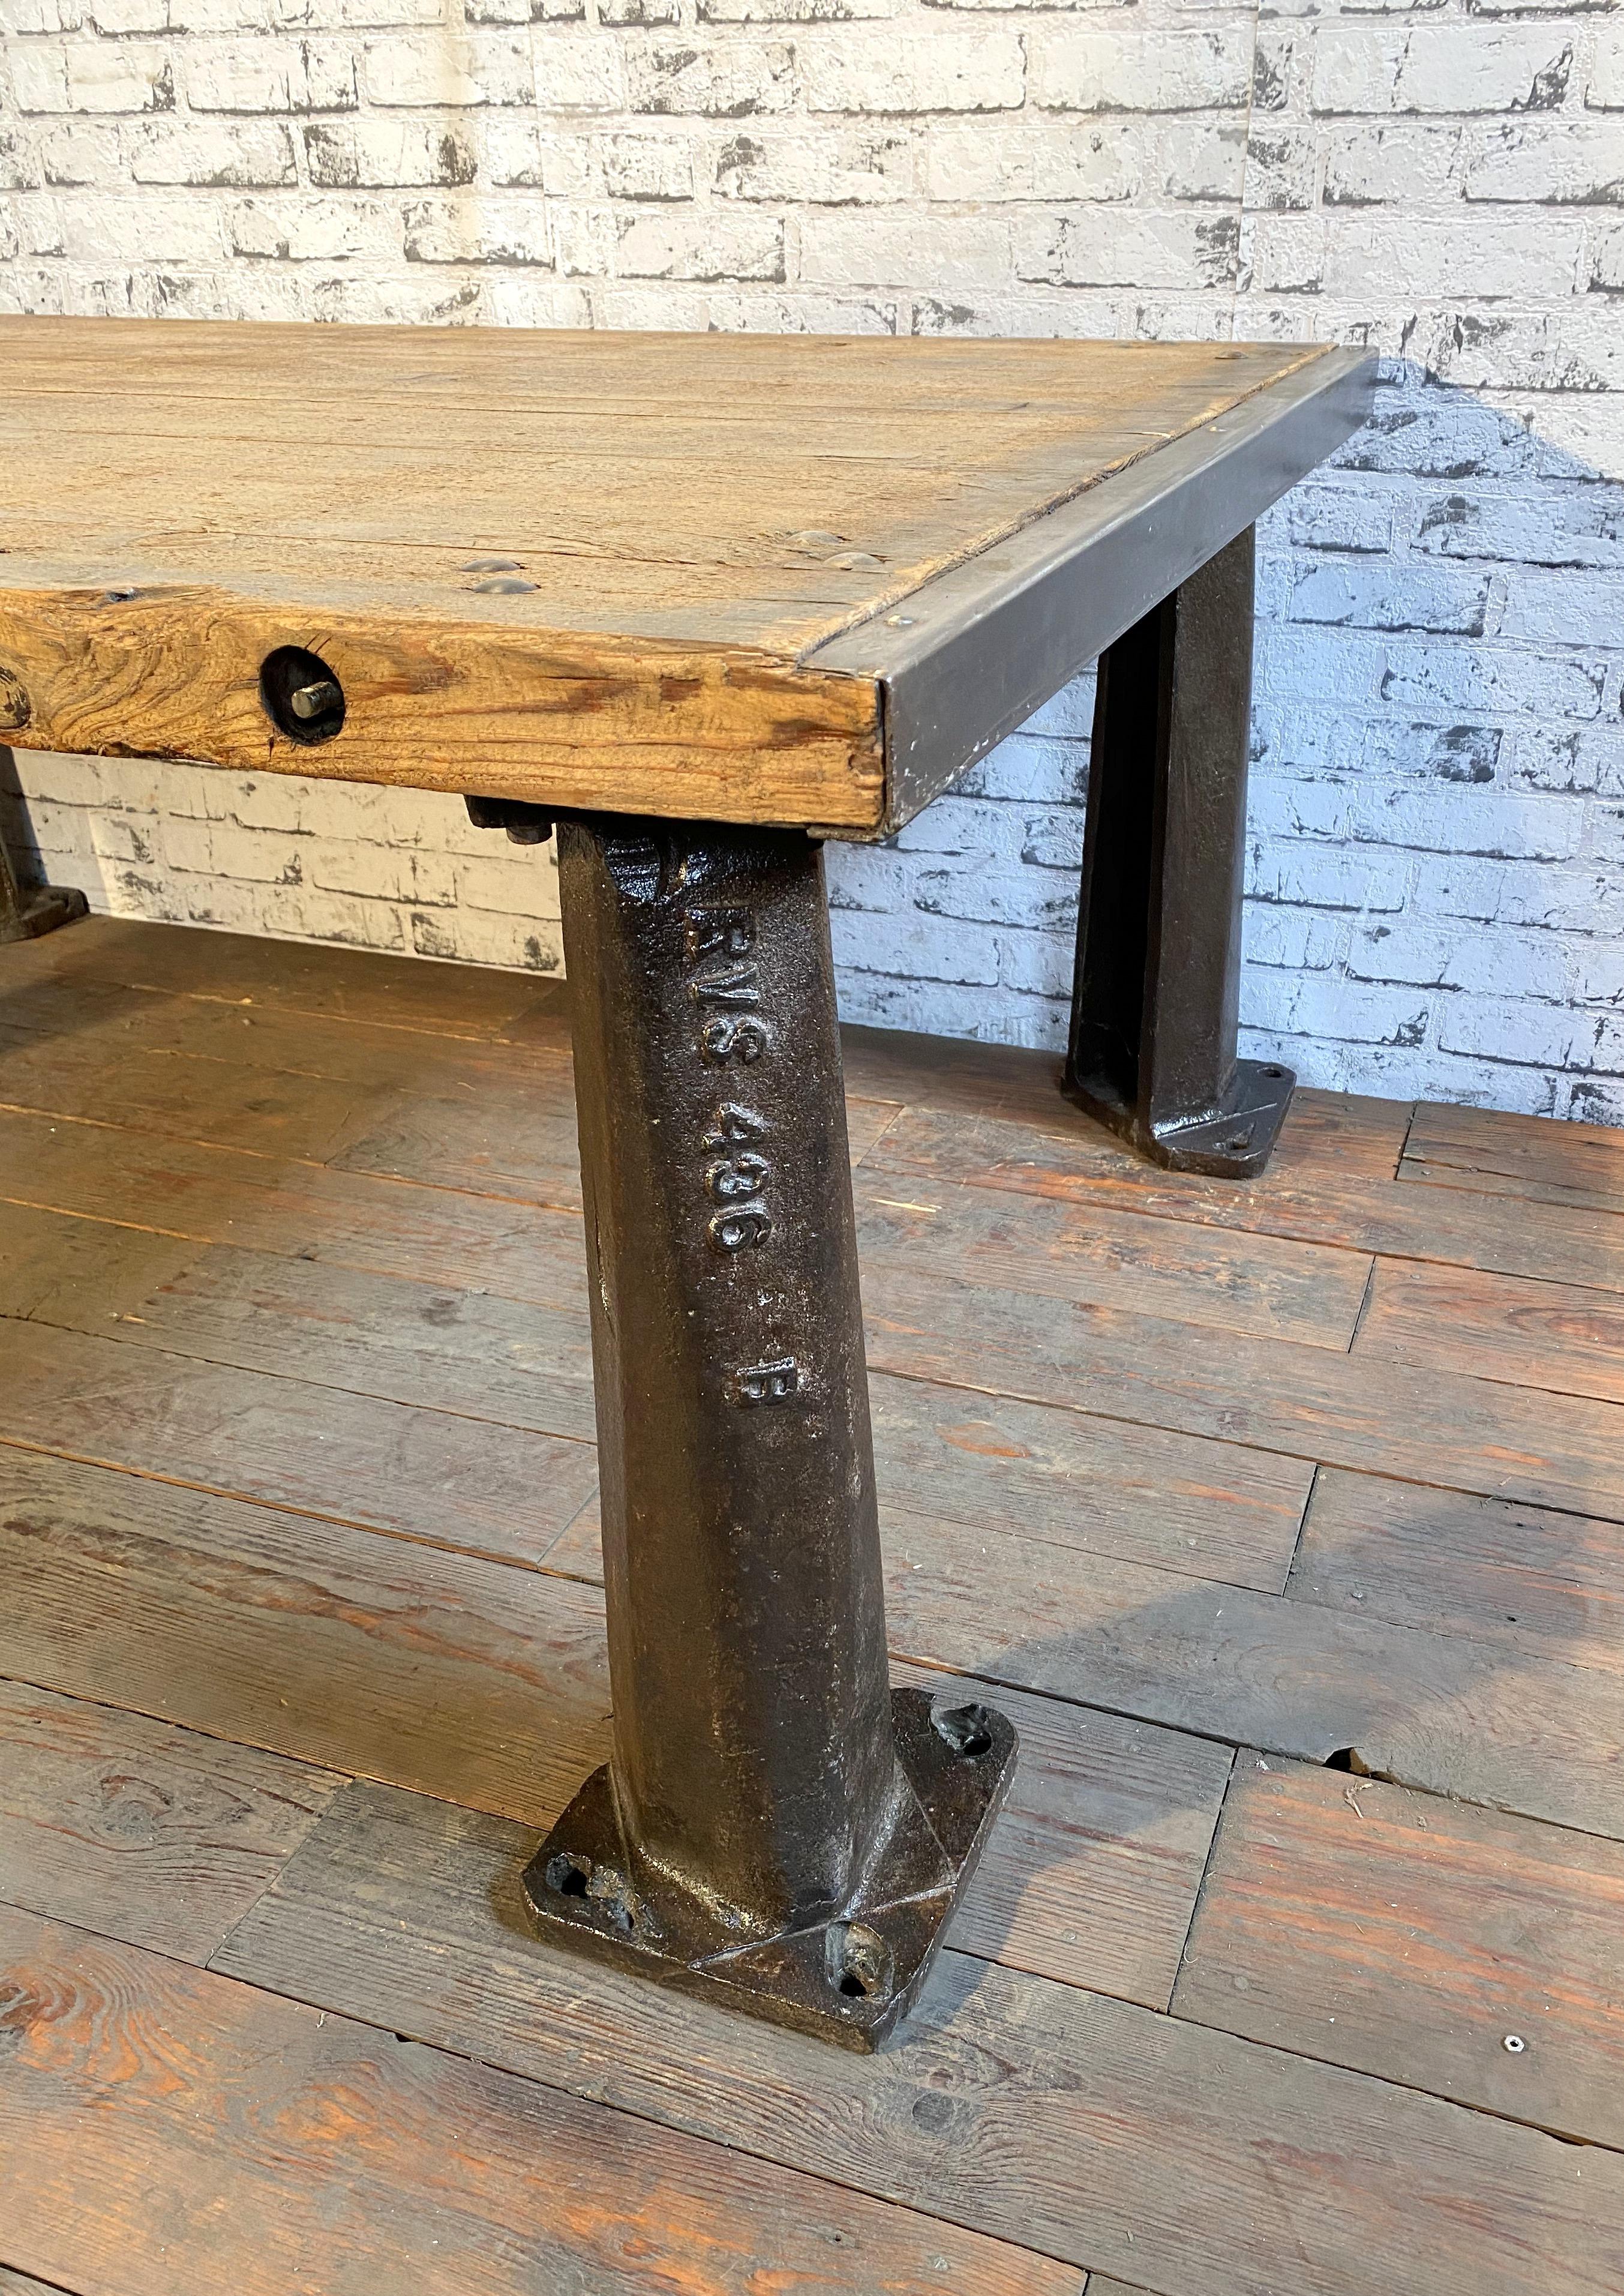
[[509, 811, 1016, 2049]]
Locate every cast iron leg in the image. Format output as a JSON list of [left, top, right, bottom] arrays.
[[0, 786, 87, 946], [1063, 524, 1293, 1177], [522, 815, 1016, 2049]]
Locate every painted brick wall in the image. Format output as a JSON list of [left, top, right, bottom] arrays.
[[2, 0, 1620, 1117]]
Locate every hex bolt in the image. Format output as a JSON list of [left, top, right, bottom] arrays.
[[1503, 2034, 1526, 2054], [289, 679, 343, 723], [260, 647, 346, 745]]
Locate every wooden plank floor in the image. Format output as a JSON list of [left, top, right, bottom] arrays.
[[2, 916, 1621, 2296]]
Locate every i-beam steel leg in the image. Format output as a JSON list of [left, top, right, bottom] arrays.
[[1063, 524, 1293, 1178], [0, 784, 87, 945], [520, 814, 1016, 2049]]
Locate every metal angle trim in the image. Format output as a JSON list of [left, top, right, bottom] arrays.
[[806, 347, 1379, 835]]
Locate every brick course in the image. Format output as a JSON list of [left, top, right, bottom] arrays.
[[1, 0, 1621, 1120]]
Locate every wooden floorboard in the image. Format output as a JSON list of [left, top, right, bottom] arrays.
[[865, 1102, 1624, 1295], [0, 1680, 344, 1965], [0, 913, 569, 1040], [863, 1258, 1624, 1524], [548, 1489, 1623, 1836], [0, 1222, 1316, 1592], [1289, 1467, 1624, 1678], [1175, 1758, 1624, 2148], [4, 915, 1622, 2294], [1, 1909, 1077, 2296], [0, 1314, 600, 1568], [207, 1778, 1623, 2296], [1354, 1255, 1624, 1406], [0, 1014, 395, 1165], [1400, 1099, 1624, 1218], [0, 1462, 1228, 2009]]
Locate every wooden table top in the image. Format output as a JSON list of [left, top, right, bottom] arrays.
[[0, 320, 1370, 835]]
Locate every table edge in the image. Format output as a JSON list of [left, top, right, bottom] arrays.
[[805, 346, 1379, 835]]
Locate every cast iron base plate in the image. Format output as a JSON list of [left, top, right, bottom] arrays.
[[1, 882, 89, 945], [1065, 1054, 1295, 1179], [521, 1685, 1017, 2051]]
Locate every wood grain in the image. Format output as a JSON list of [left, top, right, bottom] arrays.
[[1288, 1468, 1624, 1679], [852, 1170, 1373, 1351], [0, 1680, 343, 1963], [0, 1449, 1230, 2010], [1, 1194, 1313, 1593], [0, 1016, 395, 1164], [210, 1777, 1624, 2296], [0, 1312, 601, 1567], [0, 1907, 1073, 2296], [866, 1101, 1624, 1296], [94, 1240, 601, 1440], [0, 319, 1325, 830], [0, 1105, 592, 1309], [0, 584, 890, 831], [873, 1497, 1624, 1839], [1353, 1256, 1624, 1405], [1174, 1760, 1624, 2147], [1401, 1099, 1624, 1217], [0, 1444, 616, 1827], [3, 1256, 1310, 1592], [862, 1256, 1624, 1524], [1, 911, 566, 1042]]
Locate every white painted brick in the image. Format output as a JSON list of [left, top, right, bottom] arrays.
[[698, 0, 893, 18], [363, 33, 529, 106], [185, 39, 358, 113], [401, 193, 552, 265], [1017, 208, 1239, 290], [12, 40, 176, 112], [1322, 212, 1585, 300], [2, 0, 1621, 1128], [716, 127, 912, 203], [130, 118, 300, 184], [229, 193, 387, 260], [1034, 28, 1253, 114], [1320, 122, 1462, 209], [597, 129, 697, 200], [625, 39, 793, 117], [1309, 26, 1575, 118], [800, 209, 1009, 290], [303, 118, 478, 184], [530, 37, 623, 109], [62, 192, 227, 263], [1586, 28, 1623, 109], [1462, 121, 1624, 208], [595, 282, 899, 331], [922, 119, 1139, 203], [613, 205, 784, 280], [803, 28, 1024, 115]]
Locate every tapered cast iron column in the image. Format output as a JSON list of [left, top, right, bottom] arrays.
[[1064, 526, 1293, 1177], [521, 815, 1015, 2048]]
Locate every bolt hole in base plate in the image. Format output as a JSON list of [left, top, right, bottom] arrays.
[[521, 1685, 1017, 2050]]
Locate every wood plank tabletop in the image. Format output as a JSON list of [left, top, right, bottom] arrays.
[[0, 320, 1366, 832]]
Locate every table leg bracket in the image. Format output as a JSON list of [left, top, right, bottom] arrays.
[[523, 1686, 1016, 2051], [1066, 1052, 1296, 1179]]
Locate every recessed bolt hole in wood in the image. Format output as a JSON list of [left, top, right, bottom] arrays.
[[260, 648, 347, 746]]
